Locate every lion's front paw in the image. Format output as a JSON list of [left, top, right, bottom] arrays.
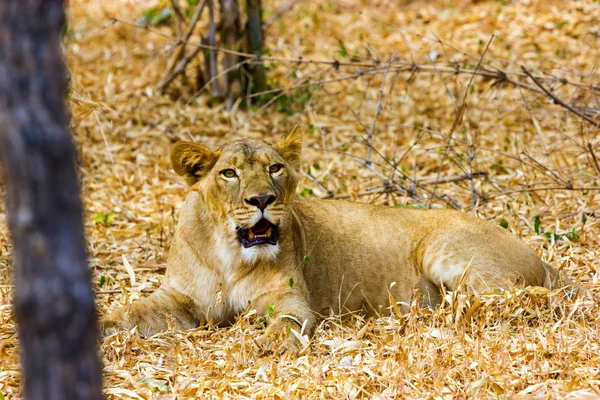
[[256, 320, 305, 356], [99, 306, 133, 336], [99, 313, 125, 336]]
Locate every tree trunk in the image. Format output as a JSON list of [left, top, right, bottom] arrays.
[[246, 0, 267, 94], [205, 0, 222, 100], [0, 1, 104, 399], [219, 0, 243, 109]]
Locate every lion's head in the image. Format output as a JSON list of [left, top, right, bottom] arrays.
[[170, 127, 302, 262]]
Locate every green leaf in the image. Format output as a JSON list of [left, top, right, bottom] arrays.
[[299, 188, 313, 197], [0, 392, 5, 400], [566, 228, 579, 241], [93, 212, 105, 224], [140, 6, 172, 26], [139, 377, 170, 393], [534, 215, 541, 234], [105, 211, 115, 227], [288, 278, 294, 288], [337, 40, 349, 59], [311, 12, 321, 29], [94, 211, 116, 227], [267, 303, 275, 318], [313, 163, 321, 171], [98, 275, 106, 288], [142, 6, 159, 21], [303, 255, 311, 263], [499, 218, 509, 229], [152, 7, 172, 25], [187, 0, 200, 5]]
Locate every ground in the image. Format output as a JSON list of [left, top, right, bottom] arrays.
[[1, 0, 600, 398]]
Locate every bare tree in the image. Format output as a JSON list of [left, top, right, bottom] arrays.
[[0, 1, 104, 399]]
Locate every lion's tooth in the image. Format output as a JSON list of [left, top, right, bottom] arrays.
[[248, 231, 255, 239]]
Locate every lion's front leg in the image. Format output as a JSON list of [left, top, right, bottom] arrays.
[[101, 285, 199, 336], [252, 281, 315, 355]]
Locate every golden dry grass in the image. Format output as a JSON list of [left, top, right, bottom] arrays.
[[1, 0, 600, 398]]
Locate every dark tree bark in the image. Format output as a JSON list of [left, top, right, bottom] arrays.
[[205, 0, 222, 99], [246, 0, 267, 93], [219, 0, 243, 109], [0, 1, 104, 399]]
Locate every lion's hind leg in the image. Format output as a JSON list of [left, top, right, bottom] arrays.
[[101, 285, 199, 336]]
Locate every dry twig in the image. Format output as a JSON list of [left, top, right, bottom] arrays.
[[522, 66, 600, 129], [158, 0, 208, 93]]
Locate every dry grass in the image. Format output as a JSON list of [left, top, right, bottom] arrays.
[[1, 0, 600, 398]]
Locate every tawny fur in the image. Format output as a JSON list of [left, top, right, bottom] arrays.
[[101, 127, 578, 348]]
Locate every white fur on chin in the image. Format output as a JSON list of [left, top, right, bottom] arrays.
[[241, 243, 280, 264]]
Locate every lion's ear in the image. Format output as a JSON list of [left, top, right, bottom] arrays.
[[273, 125, 303, 171], [170, 142, 218, 185]]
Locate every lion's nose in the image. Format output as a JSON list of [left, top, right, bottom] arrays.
[[245, 194, 276, 211]]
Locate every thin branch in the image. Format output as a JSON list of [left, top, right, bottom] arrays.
[[366, 54, 394, 164], [317, 142, 464, 209], [520, 151, 570, 187], [171, 0, 184, 38], [332, 186, 392, 200], [246, 69, 375, 98], [264, 0, 305, 29], [159, 0, 208, 92], [186, 58, 251, 103], [430, 35, 494, 207], [588, 142, 600, 177], [421, 171, 488, 185], [305, 171, 334, 198], [109, 17, 596, 92], [354, 157, 423, 204], [159, 45, 203, 92], [485, 185, 600, 200], [337, 169, 489, 203], [522, 66, 600, 128]]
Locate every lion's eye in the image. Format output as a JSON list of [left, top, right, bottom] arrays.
[[220, 169, 237, 179], [269, 164, 283, 174]]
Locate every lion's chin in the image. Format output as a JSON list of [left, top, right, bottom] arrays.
[[240, 243, 280, 264], [236, 218, 279, 248]]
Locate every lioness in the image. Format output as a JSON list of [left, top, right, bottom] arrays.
[[102, 127, 575, 349]]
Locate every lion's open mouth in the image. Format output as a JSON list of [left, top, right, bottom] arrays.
[[236, 218, 279, 248]]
